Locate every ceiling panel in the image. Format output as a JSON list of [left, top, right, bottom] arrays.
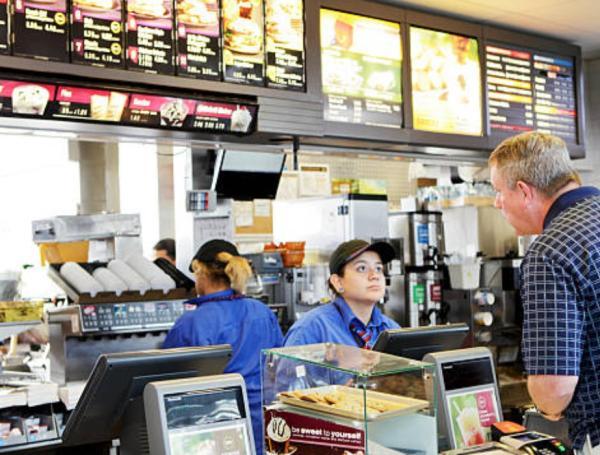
[[384, 0, 600, 57]]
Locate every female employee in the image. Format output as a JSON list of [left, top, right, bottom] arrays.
[[163, 239, 283, 454], [284, 239, 399, 349]]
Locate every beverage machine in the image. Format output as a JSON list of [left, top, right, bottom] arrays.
[[388, 211, 446, 327], [32, 214, 194, 385]]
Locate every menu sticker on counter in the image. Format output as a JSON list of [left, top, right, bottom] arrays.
[[175, 0, 220, 79], [123, 93, 195, 126], [222, 0, 265, 86], [446, 388, 500, 449], [71, 0, 125, 67], [265, 0, 304, 90], [52, 86, 129, 121], [13, 0, 69, 62], [532, 53, 577, 143], [126, 0, 175, 74], [320, 9, 402, 128], [486, 45, 534, 135], [0, 0, 9, 53], [410, 26, 482, 136], [185, 101, 256, 133], [0, 80, 56, 116]]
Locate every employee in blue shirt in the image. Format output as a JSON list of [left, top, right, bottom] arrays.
[[284, 239, 400, 349], [163, 239, 283, 455]]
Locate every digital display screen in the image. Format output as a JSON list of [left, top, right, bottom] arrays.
[[164, 387, 250, 455], [441, 357, 495, 391], [410, 26, 482, 136], [511, 432, 543, 442], [320, 8, 402, 128], [486, 44, 577, 143]]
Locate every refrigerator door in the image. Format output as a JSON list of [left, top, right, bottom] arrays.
[[273, 195, 346, 255]]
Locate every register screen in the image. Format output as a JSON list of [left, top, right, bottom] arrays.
[[164, 387, 251, 455]]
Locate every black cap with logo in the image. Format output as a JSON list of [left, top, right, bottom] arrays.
[[329, 239, 396, 274], [189, 239, 239, 272]]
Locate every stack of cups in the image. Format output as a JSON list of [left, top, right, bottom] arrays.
[[126, 255, 176, 293], [108, 259, 151, 295]]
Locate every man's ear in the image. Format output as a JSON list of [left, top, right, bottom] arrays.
[[516, 180, 535, 204]]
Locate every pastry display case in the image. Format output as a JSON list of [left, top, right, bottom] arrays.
[[262, 343, 437, 454]]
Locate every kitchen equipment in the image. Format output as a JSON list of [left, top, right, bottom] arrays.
[[273, 194, 390, 262], [408, 211, 445, 266]]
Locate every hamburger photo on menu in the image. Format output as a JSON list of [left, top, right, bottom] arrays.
[[223, 0, 263, 54]]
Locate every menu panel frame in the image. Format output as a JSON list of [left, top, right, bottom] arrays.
[[483, 25, 584, 153]]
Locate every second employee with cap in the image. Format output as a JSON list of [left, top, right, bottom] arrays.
[[284, 239, 399, 349]]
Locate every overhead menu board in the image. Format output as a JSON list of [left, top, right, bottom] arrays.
[[265, 0, 305, 90], [320, 9, 402, 128], [486, 44, 577, 143], [532, 53, 577, 142], [410, 27, 482, 136], [222, 0, 265, 86], [486, 45, 534, 135], [0, 77, 258, 134]]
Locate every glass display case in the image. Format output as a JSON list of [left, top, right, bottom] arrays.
[[262, 343, 437, 455]]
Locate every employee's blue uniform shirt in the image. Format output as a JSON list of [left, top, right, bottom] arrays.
[[521, 186, 600, 449], [283, 296, 400, 348], [163, 289, 283, 454]]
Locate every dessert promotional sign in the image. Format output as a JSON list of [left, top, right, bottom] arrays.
[[265, 0, 304, 90], [446, 387, 500, 449], [175, 0, 221, 79], [0, 80, 56, 116], [222, 0, 265, 85], [123, 93, 195, 126], [52, 86, 129, 121], [71, 0, 125, 67], [410, 26, 482, 136], [320, 9, 402, 128], [13, 0, 70, 62], [126, 0, 175, 74], [0, 0, 8, 53], [185, 101, 256, 133]]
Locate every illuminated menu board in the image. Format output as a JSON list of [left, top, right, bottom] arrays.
[[0, 78, 258, 134], [410, 27, 482, 136], [486, 44, 577, 143], [320, 9, 402, 128], [486, 45, 534, 134], [532, 53, 577, 142]]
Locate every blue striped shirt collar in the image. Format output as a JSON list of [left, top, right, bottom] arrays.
[[543, 186, 600, 230], [332, 296, 385, 330]]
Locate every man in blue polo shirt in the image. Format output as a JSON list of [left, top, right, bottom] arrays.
[[489, 131, 600, 452]]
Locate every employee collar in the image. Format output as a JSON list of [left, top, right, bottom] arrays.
[[186, 288, 236, 306], [333, 296, 384, 330], [544, 186, 600, 229]]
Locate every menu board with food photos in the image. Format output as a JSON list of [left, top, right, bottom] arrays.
[[532, 53, 577, 142], [486, 45, 535, 135], [0, 77, 258, 134], [52, 85, 129, 121], [222, 0, 265, 85], [265, 0, 304, 90], [123, 93, 195, 126], [486, 44, 577, 143], [126, 0, 175, 74], [0, 0, 8, 53], [320, 9, 402, 128], [410, 26, 482, 136], [186, 101, 256, 132], [175, 0, 220, 79], [0, 80, 56, 116], [71, 0, 125, 67], [13, 0, 69, 62]]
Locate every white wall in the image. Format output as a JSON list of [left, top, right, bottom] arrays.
[[578, 58, 600, 187], [0, 134, 79, 270]]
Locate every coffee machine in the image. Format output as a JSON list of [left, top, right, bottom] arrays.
[[445, 257, 523, 364], [389, 211, 446, 327]]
